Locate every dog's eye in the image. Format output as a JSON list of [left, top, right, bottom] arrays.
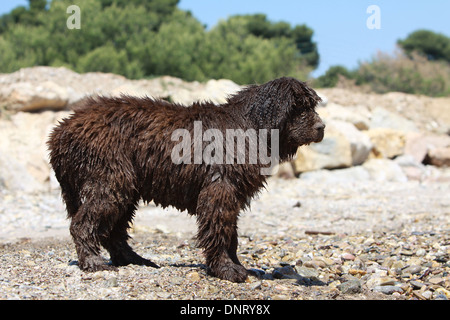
[[295, 110, 307, 118]]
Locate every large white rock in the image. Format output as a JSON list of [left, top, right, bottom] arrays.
[[362, 158, 408, 182], [0, 111, 70, 193], [318, 103, 370, 130], [0, 81, 69, 112], [300, 158, 408, 183], [369, 107, 418, 132], [365, 128, 406, 159], [405, 133, 450, 164], [330, 120, 373, 166], [293, 120, 352, 173]]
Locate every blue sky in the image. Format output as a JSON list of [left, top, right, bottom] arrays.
[[1, 0, 449, 77], [178, 0, 450, 76]]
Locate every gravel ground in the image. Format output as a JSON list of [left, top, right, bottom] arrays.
[[0, 174, 449, 301]]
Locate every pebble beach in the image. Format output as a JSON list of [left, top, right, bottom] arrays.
[[1, 175, 449, 300]]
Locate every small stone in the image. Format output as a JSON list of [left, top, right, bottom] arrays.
[[412, 291, 427, 300], [314, 256, 335, 266], [272, 294, 289, 300], [363, 237, 375, 246], [410, 280, 425, 289], [431, 261, 441, 268], [329, 280, 341, 289], [421, 290, 433, 300], [281, 254, 295, 263], [400, 249, 414, 256], [373, 285, 403, 295], [155, 224, 170, 234], [366, 274, 395, 289], [156, 292, 172, 299], [105, 277, 118, 287], [250, 281, 262, 290], [274, 284, 291, 291], [303, 260, 326, 269], [434, 294, 448, 300], [92, 272, 104, 280], [170, 276, 184, 285], [428, 277, 444, 285], [416, 248, 426, 256], [407, 257, 422, 266], [434, 288, 450, 299], [341, 253, 355, 261], [378, 277, 397, 286], [337, 280, 362, 294], [295, 266, 319, 280], [403, 265, 422, 275], [25, 261, 36, 267], [391, 260, 405, 269], [207, 285, 220, 294], [349, 269, 367, 276], [186, 271, 201, 281]]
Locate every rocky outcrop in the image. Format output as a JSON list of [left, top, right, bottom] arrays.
[[365, 128, 406, 159], [293, 121, 352, 172], [0, 111, 70, 192], [0, 66, 242, 113], [294, 87, 450, 178], [0, 81, 69, 112]]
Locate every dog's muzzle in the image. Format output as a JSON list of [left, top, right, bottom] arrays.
[[314, 122, 325, 143]]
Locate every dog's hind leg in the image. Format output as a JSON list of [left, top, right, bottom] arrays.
[[101, 202, 159, 268], [195, 183, 248, 283], [59, 182, 81, 218], [69, 200, 117, 272], [69, 180, 157, 272]]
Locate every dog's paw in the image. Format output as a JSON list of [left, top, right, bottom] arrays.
[[77, 256, 119, 272], [210, 263, 248, 283]]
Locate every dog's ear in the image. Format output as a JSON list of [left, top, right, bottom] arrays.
[[293, 81, 322, 109], [243, 79, 295, 130]]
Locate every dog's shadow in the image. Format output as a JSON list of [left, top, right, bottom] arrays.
[[68, 259, 326, 287], [170, 263, 327, 287]]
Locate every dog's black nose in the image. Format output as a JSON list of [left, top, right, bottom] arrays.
[[314, 122, 325, 143], [314, 122, 325, 131]]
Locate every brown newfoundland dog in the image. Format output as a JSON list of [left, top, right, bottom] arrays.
[[48, 77, 325, 282]]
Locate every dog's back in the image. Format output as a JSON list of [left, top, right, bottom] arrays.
[[48, 95, 258, 215]]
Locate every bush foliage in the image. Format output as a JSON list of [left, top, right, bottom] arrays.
[[0, 0, 318, 84], [355, 51, 450, 97], [315, 30, 450, 97]]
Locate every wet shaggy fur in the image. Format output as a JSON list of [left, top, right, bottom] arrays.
[[47, 77, 325, 283]]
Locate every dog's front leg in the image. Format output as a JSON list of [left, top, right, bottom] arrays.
[[195, 183, 248, 283]]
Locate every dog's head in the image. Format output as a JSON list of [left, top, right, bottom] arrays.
[[237, 77, 325, 148]]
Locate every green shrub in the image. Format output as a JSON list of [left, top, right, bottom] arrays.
[[355, 51, 450, 96], [314, 65, 354, 88], [0, 0, 319, 84]]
